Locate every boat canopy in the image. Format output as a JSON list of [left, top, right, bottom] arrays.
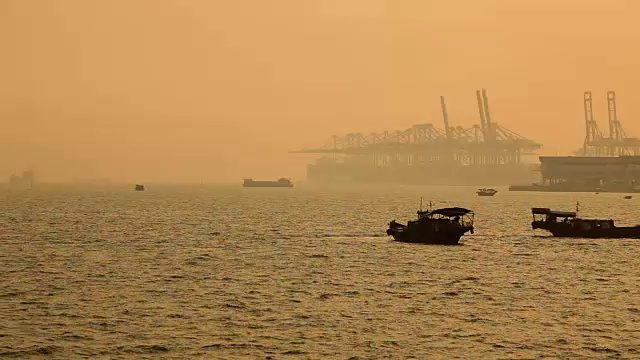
[[531, 207, 576, 217], [532, 207, 551, 214], [550, 211, 577, 217], [430, 207, 473, 217]]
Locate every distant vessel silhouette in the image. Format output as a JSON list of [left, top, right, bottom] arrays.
[[9, 170, 34, 189], [134, 184, 145, 191], [476, 188, 498, 196], [243, 178, 293, 188]]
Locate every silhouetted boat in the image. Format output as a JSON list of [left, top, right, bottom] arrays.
[[624, 195, 633, 199], [134, 184, 145, 191], [531, 204, 640, 239], [387, 202, 474, 245], [243, 178, 293, 188], [476, 188, 497, 196]]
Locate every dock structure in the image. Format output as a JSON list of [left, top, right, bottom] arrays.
[[509, 90, 640, 193], [583, 91, 640, 156], [539, 156, 640, 187], [508, 155, 640, 193], [291, 89, 542, 185]]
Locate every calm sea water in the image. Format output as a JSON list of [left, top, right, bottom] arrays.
[[1, 184, 639, 359]]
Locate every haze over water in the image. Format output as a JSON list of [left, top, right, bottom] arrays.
[[3, 1, 640, 183], [3, 1, 640, 359], [2, 185, 639, 358]]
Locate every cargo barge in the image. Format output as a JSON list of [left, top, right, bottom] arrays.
[[243, 178, 294, 188]]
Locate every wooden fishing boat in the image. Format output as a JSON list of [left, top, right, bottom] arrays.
[[531, 203, 640, 239], [387, 202, 474, 245]]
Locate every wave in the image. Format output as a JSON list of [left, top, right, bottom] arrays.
[[313, 233, 387, 239]]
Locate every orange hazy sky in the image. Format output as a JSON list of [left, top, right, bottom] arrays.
[[2, 0, 640, 182]]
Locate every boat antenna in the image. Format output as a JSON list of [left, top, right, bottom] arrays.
[[420, 197, 423, 212], [576, 201, 579, 215], [429, 200, 433, 212]]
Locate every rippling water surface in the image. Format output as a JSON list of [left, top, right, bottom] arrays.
[[2, 184, 639, 359]]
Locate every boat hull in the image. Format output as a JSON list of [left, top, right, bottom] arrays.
[[532, 221, 640, 239], [243, 183, 293, 188], [386, 225, 472, 245]]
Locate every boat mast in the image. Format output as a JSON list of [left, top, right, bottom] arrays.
[[576, 201, 579, 215], [420, 197, 423, 212]]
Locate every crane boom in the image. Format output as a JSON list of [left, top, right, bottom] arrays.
[[440, 96, 451, 140]]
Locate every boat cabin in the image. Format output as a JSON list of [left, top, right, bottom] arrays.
[[415, 207, 474, 227], [531, 207, 576, 223]]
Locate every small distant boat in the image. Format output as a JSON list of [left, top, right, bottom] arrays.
[[624, 195, 633, 199], [386, 202, 474, 245], [243, 178, 293, 188], [476, 188, 498, 196], [531, 203, 640, 239], [134, 184, 145, 191]]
